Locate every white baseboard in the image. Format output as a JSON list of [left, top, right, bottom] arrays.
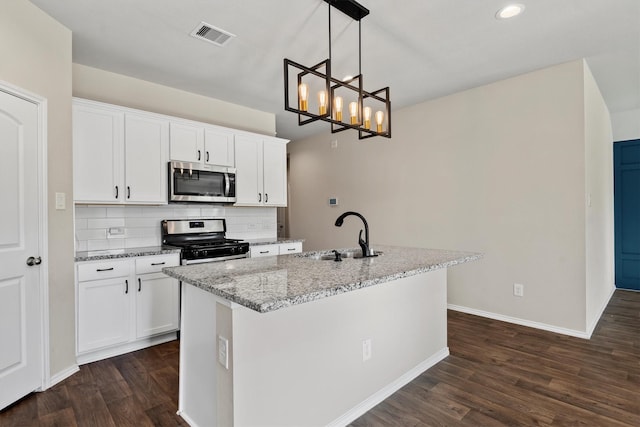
[[177, 410, 199, 427], [586, 285, 616, 338], [326, 347, 450, 427], [447, 305, 591, 339], [76, 332, 178, 365], [47, 364, 80, 389]]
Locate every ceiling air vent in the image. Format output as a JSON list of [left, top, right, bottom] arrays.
[[190, 22, 235, 47]]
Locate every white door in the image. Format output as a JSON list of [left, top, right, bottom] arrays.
[[0, 89, 43, 409]]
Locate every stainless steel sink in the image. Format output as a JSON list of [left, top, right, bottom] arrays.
[[301, 249, 383, 261]]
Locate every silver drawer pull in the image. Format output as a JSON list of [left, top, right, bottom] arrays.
[[151, 262, 166, 266], [287, 248, 296, 251], [260, 250, 269, 254], [96, 267, 114, 272]]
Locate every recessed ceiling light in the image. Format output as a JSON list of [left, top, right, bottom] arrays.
[[496, 4, 525, 20]]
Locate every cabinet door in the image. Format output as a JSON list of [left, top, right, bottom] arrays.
[[234, 134, 263, 206], [125, 114, 169, 204], [204, 128, 235, 167], [262, 139, 287, 206], [73, 102, 124, 203], [279, 242, 303, 255], [250, 244, 280, 258], [135, 273, 179, 339], [170, 122, 204, 163], [77, 277, 131, 354]]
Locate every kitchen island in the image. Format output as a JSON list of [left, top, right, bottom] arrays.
[[163, 246, 480, 427]]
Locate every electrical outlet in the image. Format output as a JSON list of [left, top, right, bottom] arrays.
[[513, 283, 524, 297], [331, 139, 338, 148], [218, 335, 229, 369], [362, 338, 372, 362]]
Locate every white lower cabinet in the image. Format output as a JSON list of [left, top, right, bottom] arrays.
[[76, 254, 180, 364], [250, 244, 280, 258], [278, 241, 303, 255], [249, 242, 303, 258], [77, 276, 131, 354]]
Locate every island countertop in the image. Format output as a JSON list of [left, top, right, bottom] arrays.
[[162, 245, 481, 313]]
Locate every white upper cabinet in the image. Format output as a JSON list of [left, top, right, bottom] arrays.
[[125, 114, 169, 203], [73, 98, 169, 205], [262, 138, 287, 206], [169, 122, 203, 163], [73, 102, 124, 203], [204, 127, 235, 167], [170, 121, 235, 167], [73, 98, 286, 207], [234, 134, 288, 207]]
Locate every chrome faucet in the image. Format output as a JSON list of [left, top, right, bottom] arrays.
[[334, 211, 376, 257]]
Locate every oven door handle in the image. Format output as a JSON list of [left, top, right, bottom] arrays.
[[224, 173, 230, 197]]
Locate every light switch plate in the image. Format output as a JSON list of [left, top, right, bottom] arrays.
[[55, 192, 66, 210]]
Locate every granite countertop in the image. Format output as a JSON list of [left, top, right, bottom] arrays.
[[246, 238, 305, 246], [75, 246, 182, 262], [163, 245, 481, 313]]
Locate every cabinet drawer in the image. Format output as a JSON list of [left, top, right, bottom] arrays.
[[279, 242, 303, 255], [135, 254, 180, 274], [77, 260, 130, 282], [250, 244, 280, 258]]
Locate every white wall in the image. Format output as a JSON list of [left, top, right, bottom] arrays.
[[288, 60, 610, 334], [583, 62, 615, 333], [75, 205, 277, 251], [611, 108, 640, 142], [1, 0, 75, 377], [73, 64, 276, 136]]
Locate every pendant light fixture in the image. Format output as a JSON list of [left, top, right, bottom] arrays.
[[284, 0, 391, 139]]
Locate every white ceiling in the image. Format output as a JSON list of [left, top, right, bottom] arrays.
[[30, 0, 640, 141]]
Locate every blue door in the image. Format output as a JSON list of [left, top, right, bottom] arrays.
[[614, 139, 640, 290]]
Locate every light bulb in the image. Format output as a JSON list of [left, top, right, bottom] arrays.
[[334, 96, 343, 121], [363, 107, 372, 130], [375, 110, 384, 133], [299, 83, 308, 112], [318, 91, 328, 115], [349, 102, 358, 125]]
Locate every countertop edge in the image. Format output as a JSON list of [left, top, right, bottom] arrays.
[[75, 246, 182, 262], [247, 238, 305, 246], [163, 251, 482, 313]]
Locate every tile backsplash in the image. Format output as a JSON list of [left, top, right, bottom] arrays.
[[75, 205, 277, 251]]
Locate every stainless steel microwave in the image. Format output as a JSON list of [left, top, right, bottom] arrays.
[[168, 161, 236, 204]]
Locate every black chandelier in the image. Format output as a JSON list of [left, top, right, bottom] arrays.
[[284, 0, 391, 139]]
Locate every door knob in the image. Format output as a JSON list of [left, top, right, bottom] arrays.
[[26, 256, 42, 266]]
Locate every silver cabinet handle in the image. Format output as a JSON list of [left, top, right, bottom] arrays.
[[259, 250, 269, 254], [265, 193, 268, 203], [206, 151, 210, 162], [96, 267, 114, 272], [127, 186, 131, 199], [151, 262, 166, 266], [125, 279, 129, 294], [197, 150, 201, 161], [138, 278, 142, 292], [287, 248, 296, 251], [26, 256, 42, 266], [258, 193, 262, 202], [115, 185, 119, 199]]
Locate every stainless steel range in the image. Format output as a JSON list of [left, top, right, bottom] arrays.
[[161, 218, 250, 265]]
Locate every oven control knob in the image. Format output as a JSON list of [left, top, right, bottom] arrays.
[[230, 247, 237, 255]]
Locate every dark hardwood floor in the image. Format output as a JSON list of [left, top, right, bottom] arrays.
[[351, 290, 640, 426], [1, 290, 638, 426], [0, 340, 187, 427]]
